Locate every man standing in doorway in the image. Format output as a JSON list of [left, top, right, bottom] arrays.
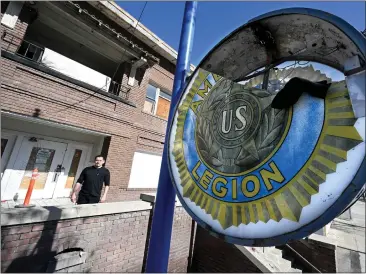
[[70, 155, 110, 204]]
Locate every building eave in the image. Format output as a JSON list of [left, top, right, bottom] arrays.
[[87, 1, 196, 73]]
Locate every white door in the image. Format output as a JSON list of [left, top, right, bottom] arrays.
[[6, 139, 67, 200], [53, 143, 92, 198]]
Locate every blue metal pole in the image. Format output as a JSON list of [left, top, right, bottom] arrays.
[[145, 1, 197, 273]]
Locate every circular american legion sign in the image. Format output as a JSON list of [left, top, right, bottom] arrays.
[[167, 8, 366, 246]]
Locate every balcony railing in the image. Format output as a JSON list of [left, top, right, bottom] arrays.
[[2, 31, 131, 101]]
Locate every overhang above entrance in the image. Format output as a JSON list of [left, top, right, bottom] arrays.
[[1, 111, 111, 137]]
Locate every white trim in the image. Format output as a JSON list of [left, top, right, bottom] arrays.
[[1, 111, 110, 137], [153, 87, 160, 115]]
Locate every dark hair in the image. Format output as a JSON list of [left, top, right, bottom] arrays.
[[94, 155, 105, 160]]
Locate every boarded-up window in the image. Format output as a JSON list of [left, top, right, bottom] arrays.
[[144, 84, 171, 120], [156, 91, 171, 120]]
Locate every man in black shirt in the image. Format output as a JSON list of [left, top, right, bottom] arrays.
[[70, 155, 110, 204]]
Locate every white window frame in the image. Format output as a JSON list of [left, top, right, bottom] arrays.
[[145, 83, 172, 117]]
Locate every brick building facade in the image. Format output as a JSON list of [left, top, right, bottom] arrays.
[[1, 1, 194, 202]]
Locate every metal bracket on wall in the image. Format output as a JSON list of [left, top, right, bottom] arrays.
[[128, 57, 148, 86]]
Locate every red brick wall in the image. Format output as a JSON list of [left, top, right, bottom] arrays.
[[168, 207, 193, 272], [1, 3, 29, 53], [1, 59, 169, 137], [149, 66, 175, 92], [1, 206, 193, 273], [191, 226, 261, 273], [1, 3, 175, 202]]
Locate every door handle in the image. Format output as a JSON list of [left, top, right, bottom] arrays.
[[53, 165, 64, 182]]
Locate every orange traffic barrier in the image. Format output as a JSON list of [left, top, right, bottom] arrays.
[[23, 168, 38, 206]]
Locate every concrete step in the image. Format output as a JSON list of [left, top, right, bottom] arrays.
[[289, 268, 303, 273], [264, 246, 283, 257], [276, 258, 292, 271], [263, 248, 293, 272]]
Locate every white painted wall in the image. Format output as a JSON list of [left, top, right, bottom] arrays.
[[41, 48, 111, 91], [128, 152, 162, 188]]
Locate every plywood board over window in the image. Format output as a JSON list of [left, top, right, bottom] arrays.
[[156, 91, 171, 120]]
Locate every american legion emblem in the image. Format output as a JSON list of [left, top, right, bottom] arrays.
[[168, 68, 365, 245]]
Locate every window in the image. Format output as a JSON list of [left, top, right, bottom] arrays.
[[143, 84, 158, 114], [19, 147, 56, 190], [143, 84, 172, 120], [17, 41, 44, 62], [65, 149, 83, 189]]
